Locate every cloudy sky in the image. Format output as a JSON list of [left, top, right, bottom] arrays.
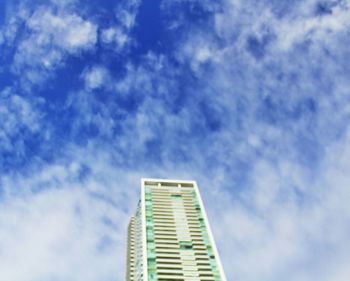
[[1, 0, 350, 280]]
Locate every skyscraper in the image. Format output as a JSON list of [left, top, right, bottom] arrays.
[[126, 178, 227, 281]]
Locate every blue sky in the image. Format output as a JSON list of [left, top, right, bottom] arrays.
[[1, 0, 350, 280]]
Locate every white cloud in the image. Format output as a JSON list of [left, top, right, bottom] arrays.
[[99, 0, 142, 52], [0, 88, 41, 154], [177, 33, 222, 73], [115, 0, 141, 30], [27, 8, 96, 52], [9, 7, 97, 88], [82, 66, 110, 90], [0, 187, 127, 281], [49, 0, 78, 7], [149, 2, 350, 281], [0, 32, 4, 45], [1, 0, 144, 90], [0, 4, 30, 46], [275, 2, 350, 51], [210, 133, 350, 281], [213, 0, 350, 55], [0, 148, 142, 281], [1, 1, 350, 281], [101, 27, 129, 50]]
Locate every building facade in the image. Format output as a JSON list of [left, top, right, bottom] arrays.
[[125, 178, 227, 281]]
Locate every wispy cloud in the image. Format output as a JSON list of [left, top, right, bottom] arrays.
[[1, 0, 350, 280], [82, 66, 110, 91], [10, 6, 97, 88], [0, 87, 42, 169], [101, 27, 129, 50], [0, 146, 142, 281]]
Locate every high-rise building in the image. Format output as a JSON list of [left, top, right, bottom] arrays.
[[125, 178, 227, 281]]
